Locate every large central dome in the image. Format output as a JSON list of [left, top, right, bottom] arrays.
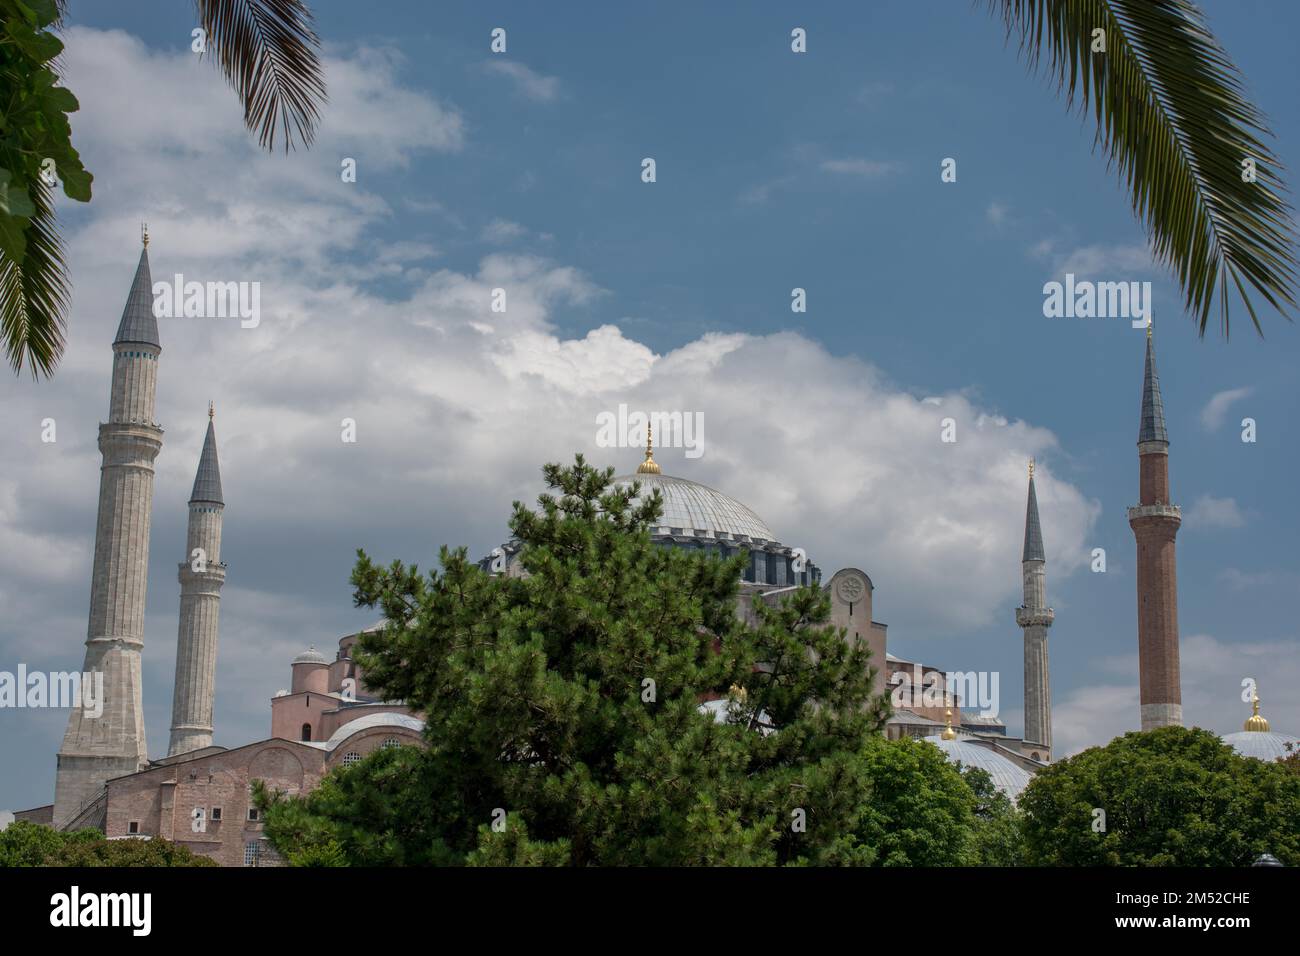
[[613, 471, 776, 542]]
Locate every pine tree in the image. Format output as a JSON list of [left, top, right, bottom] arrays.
[[261, 456, 983, 866]]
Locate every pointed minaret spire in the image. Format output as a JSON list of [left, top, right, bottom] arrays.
[[1016, 459, 1054, 761], [169, 410, 228, 756], [1023, 458, 1045, 562], [1129, 327, 1182, 731], [1138, 323, 1168, 445], [190, 406, 224, 505], [114, 237, 160, 348]]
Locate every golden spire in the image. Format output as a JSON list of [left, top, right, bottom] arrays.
[[1028, 458, 1035, 480], [208, 400, 214, 420], [941, 707, 957, 740], [1244, 693, 1270, 732], [1146, 318, 1153, 339], [141, 222, 149, 248], [636, 421, 661, 475]]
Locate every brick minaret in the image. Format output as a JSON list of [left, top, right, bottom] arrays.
[[167, 405, 226, 756], [1127, 326, 1182, 730], [54, 233, 163, 827], [1015, 460, 1053, 760]]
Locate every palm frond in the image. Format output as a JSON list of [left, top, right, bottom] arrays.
[[196, 0, 327, 151], [0, 182, 69, 378], [987, 0, 1297, 337]]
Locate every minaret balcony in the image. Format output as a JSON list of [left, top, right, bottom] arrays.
[[1016, 606, 1054, 628], [1127, 503, 1181, 522]]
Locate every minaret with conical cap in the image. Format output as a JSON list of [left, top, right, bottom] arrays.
[[1128, 325, 1182, 730], [54, 228, 163, 826], [1015, 459, 1053, 760], [167, 403, 227, 756]]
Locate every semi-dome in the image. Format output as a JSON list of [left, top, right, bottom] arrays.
[[924, 734, 1033, 802], [614, 471, 776, 542], [324, 712, 424, 749]]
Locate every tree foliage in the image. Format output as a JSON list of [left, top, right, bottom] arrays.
[[0, 820, 217, 867], [1019, 726, 1300, 865]]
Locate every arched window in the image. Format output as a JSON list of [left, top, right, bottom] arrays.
[[342, 752, 361, 766], [381, 737, 400, 750], [300, 723, 312, 741]]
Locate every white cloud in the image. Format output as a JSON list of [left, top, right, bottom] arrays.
[[986, 202, 1008, 227], [1184, 494, 1246, 531], [1201, 387, 1252, 431], [483, 60, 560, 103]]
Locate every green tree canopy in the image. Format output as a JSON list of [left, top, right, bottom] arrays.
[[1019, 725, 1300, 866], [0, 820, 217, 867]]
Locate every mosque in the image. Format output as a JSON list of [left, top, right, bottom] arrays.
[[7, 242, 1295, 861]]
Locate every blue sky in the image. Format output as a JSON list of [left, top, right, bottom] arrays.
[[1, 1, 1298, 811]]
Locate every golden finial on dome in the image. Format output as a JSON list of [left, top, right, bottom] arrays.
[[941, 707, 957, 740], [1244, 693, 1270, 732], [141, 222, 149, 247], [208, 400, 214, 420], [1146, 318, 1153, 339], [636, 421, 661, 475], [1028, 458, 1035, 480], [728, 683, 747, 703]]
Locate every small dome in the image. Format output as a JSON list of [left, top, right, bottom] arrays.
[[1222, 730, 1300, 762], [614, 472, 776, 541], [292, 646, 329, 665], [924, 735, 1033, 802]]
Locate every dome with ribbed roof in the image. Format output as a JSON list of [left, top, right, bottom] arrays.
[[924, 735, 1033, 802], [292, 646, 329, 665], [614, 471, 776, 542], [1222, 730, 1300, 762]]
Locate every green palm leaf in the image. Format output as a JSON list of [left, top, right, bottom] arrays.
[[196, 0, 328, 151], [0, 182, 69, 378], [988, 0, 1297, 337]]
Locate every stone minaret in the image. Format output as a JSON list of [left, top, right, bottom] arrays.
[[54, 233, 162, 827], [1128, 326, 1182, 730], [167, 405, 226, 756], [1015, 460, 1053, 760]]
